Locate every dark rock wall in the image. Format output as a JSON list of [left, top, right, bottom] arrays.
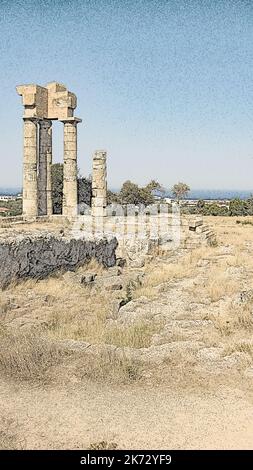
[[0, 235, 117, 288]]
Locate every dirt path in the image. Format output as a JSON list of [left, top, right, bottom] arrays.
[[1, 378, 253, 450]]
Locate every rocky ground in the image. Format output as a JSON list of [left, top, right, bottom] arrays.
[[0, 216, 253, 449]]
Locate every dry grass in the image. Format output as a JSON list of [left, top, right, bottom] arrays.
[[77, 258, 105, 275], [0, 263, 162, 384], [2, 215, 253, 389], [29, 267, 163, 349], [223, 339, 253, 359], [45, 286, 110, 343], [104, 320, 163, 348], [0, 298, 9, 315], [47, 307, 161, 349], [78, 349, 141, 383], [207, 295, 253, 338], [88, 440, 118, 450], [48, 310, 107, 343], [225, 247, 253, 269], [205, 216, 253, 249], [204, 271, 238, 302], [0, 320, 143, 385], [0, 328, 63, 381], [133, 247, 214, 299]]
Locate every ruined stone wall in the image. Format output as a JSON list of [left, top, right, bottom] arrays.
[[70, 213, 216, 266], [0, 234, 117, 288]]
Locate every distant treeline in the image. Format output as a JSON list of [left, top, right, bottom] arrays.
[[1, 167, 253, 218], [182, 198, 253, 216], [0, 198, 22, 217]]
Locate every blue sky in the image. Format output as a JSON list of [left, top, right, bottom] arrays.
[[1, 0, 253, 190]]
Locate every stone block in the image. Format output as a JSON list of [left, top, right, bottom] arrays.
[[92, 198, 106, 208], [47, 82, 77, 120], [16, 84, 48, 119]]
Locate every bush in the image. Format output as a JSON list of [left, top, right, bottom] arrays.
[[204, 204, 229, 216], [229, 198, 247, 216]]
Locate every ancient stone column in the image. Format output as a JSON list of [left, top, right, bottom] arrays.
[[23, 118, 38, 218], [46, 122, 53, 216], [38, 120, 52, 216], [62, 119, 81, 217], [92, 150, 107, 217]]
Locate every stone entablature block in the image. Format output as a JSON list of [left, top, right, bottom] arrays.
[[16, 82, 79, 121]]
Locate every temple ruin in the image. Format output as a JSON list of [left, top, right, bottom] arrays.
[[16, 82, 82, 218], [14, 81, 216, 259]]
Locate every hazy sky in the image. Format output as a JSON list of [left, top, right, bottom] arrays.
[[1, 0, 253, 190]]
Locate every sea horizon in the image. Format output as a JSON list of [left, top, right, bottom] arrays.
[[1, 187, 253, 201]]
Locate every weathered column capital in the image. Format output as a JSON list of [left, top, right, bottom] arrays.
[[38, 119, 52, 129], [23, 116, 39, 124], [61, 117, 82, 125]]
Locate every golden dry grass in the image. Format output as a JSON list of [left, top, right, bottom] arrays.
[[204, 268, 238, 302], [223, 339, 253, 359], [78, 349, 141, 383], [1, 215, 253, 386], [205, 215, 253, 249], [0, 260, 162, 383], [103, 320, 163, 348], [88, 441, 118, 450], [47, 305, 162, 349], [208, 296, 253, 335], [133, 247, 213, 299], [0, 328, 63, 380], [0, 298, 9, 315]]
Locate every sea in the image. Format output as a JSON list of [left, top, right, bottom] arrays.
[[1, 188, 253, 201], [166, 189, 253, 200]]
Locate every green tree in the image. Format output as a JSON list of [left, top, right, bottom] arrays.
[[171, 182, 190, 203], [197, 199, 205, 212], [244, 196, 253, 216], [119, 181, 140, 205], [78, 176, 92, 207], [52, 163, 63, 214], [52, 163, 92, 214], [229, 198, 247, 216], [107, 190, 119, 204], [145, 180, 163, 193], [118, 180, 160, 205]]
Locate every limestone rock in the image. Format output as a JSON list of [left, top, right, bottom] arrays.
[[0, 233, 118, 288], [96, 276, 123, 291], [63, 271, 97, 286]]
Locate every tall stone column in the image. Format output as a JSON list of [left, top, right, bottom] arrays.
[[92, 150, 107, 217], [23, 118, 38, 218], [38, 120, 52, 216], [62, 118, 81, 217], [46, 122, 53, 216]]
